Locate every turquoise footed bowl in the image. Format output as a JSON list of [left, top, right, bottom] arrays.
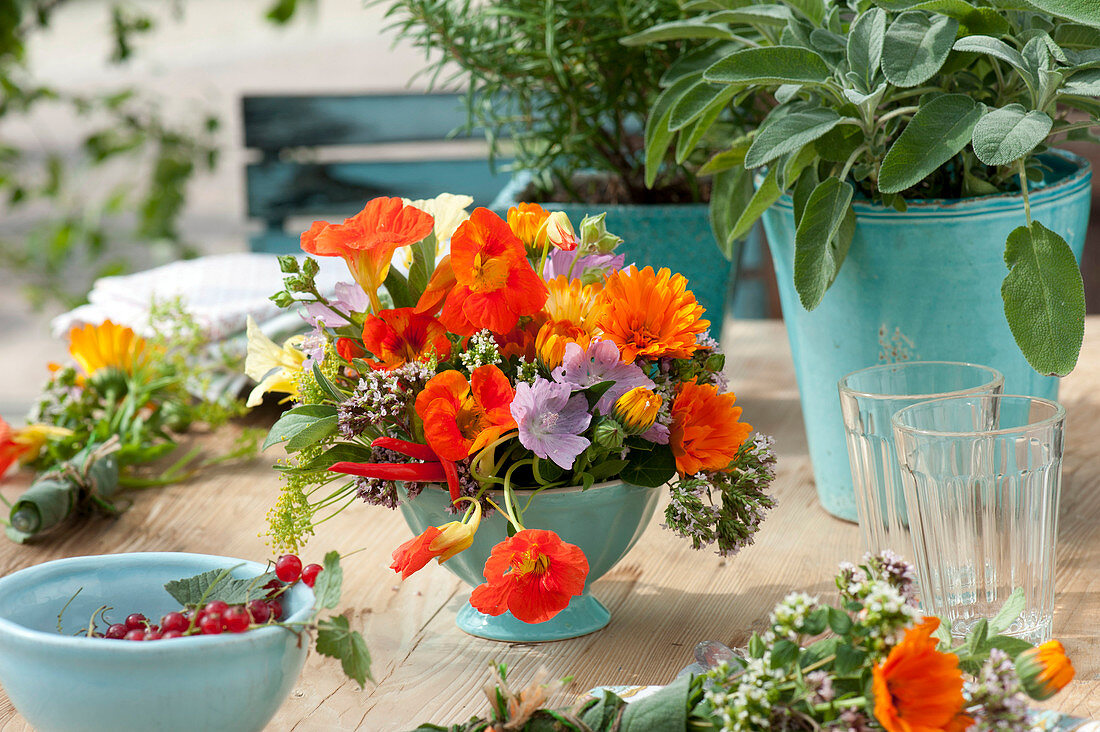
[[0, 552, 314, 732], [399, 479, 662, 642]]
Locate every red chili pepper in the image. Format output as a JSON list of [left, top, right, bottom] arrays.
[[371, 437, 439, 463], [441, 459, 461, 502], [329, 461, 446, 483]]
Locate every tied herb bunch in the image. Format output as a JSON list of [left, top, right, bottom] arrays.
[[0, 302, 251, 542], [408, 553, 1076, 732], [250, 193, 777, 625]]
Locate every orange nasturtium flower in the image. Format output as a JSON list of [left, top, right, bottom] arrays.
[[300, 196, 434, 312], [0, 418, 71, 477], [1017, 640, 1075, 701], [872, 618, 972, 732], [494, 313, 546, 362], [469, 529, 589, 624], [414, 254, 457, 317], [669, 380, 752, 476], [414, 365, 517, 461], [592, 265, 709, 362], [360, 308, 451, 370], [390, 502, 482, 579], [439, 208, 549, 336], [507, 202, 550, 253], [68, 320, 149, 378]]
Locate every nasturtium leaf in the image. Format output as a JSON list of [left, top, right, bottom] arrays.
[[164, 566, 277, 607], [1002, 221, 1085, 376], [971, 104, 1053, 166], [882, 12, 959, 87], [312, 550, 344, 610], [621, 443, 677, 488], [704, 46, 831, 86], [1020, 0, 1100, 28], [744, 105, 842, 169], [316, 614, 372, 688], [878, 94, 983, 194], [793, 178, 855, 310], [847, 8, 887, 88], [263, 404, 339, 451]]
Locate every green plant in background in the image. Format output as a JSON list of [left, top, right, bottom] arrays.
[[626, 0, 1100, 376], [375, 0, 734, 205]]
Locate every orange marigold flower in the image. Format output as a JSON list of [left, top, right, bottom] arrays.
[[507, 202, 550, 252], [670, 380, 752, 475], [592, 265, 709, 362], [414, 365, 516, 461], [469, 529, 589, 624], [361, 308, 451, 370], [1017, 640, 1075, 701], [439, 208, 548, 336], [873, 618, 972, 732], [391, 503, 482, 579], [301, 197, 434, 312], [68, 320, 149, 378]]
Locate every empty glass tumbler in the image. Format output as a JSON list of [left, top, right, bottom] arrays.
[[892, 395, 1066, 643], [838, 362, 1004, 566]]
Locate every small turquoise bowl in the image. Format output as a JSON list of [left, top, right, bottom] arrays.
[[0, 552, 313, 732]]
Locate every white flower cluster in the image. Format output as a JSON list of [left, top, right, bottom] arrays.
[[705, 654, 787, 732], [765, 592, 820, 643], [856, 580, 920, 652], [459, 330, 502, 370]]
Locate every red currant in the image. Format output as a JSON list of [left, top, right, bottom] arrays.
[[262, 579, 284, 598], [105, 623, 128, 639], [275, 554, 303, 583], [267, 599, 283, 621], [199, 614, 223, 635], [123, 629, 146, 641], [204, 600, 229, 616], [161, 612, 188, 633], [144, 627, 163, 641], [161, 630, 184, 639], [223, 605, 250, 633], [124, 613, 148, 630], [301, 563, 323, 588], [247, 599, 271, 624]]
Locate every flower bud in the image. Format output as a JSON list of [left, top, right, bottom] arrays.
[[1017, 640, 1075, 701], [431, 501, 482, 563], [578, 212, 623, 253], [612, 387, 662, 435], [535, 211, 578, 252], [593, 418, 625, 449]]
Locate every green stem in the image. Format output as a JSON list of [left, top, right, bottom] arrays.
[[1017, 159, 1032, 225]]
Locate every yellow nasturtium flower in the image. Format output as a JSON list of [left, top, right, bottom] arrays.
[[244, 316, 306, 407]]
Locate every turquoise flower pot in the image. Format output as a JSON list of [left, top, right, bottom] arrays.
[[761, 150, 1091, 521], [398, 480, 661, 642]]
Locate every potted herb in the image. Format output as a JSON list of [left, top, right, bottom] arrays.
[[374, 0, 765, 322], [627, 0, 1099, 519]]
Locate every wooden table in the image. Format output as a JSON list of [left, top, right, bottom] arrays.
[[3, 319, 1099, 730]]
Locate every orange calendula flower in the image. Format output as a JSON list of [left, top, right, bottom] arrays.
[[873, 618, 972, 732], [414, 365, 517, 461], [670, 380, 752, 475], [300, 197, 434, 312], [507, 202, 550, 252], [439, 208, 549, 336], [535, 276, 600, 368], [593, 265, 709, 362], [390, 502, 482, 579], [68, 320, 149, 378], [536, 320, 591, 370], [469, 529, 588, 624], [360, 308, 451, 370], [1017, 640, 1075, 701]]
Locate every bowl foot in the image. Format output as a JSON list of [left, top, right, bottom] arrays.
[[455, 593, 610, 642]]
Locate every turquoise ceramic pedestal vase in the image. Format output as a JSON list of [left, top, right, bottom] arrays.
[[398, 480, 661, 642], [761, 150, 1091, 521]]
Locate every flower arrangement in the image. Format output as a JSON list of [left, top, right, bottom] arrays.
[[253, 193, 777, 625], [1, 302, 251, 542], [406, 552, 1076, 731]]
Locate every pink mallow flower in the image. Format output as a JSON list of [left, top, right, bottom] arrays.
[[511, 378, 592, 469], [553, 339, 653, 415], [303, 281, 372, 329]]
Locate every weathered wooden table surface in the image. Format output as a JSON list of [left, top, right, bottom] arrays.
[[2, 318, 1099, 730]]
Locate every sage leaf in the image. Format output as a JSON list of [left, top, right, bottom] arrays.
[[971, 105, 1053, 166], [730, 167, 781, 243], [1002, 221, 1085, 376], [704, 47, 831, 86], [745, 105, 842, 169], [316, 615, 372, 688], [953, 35, 1034, 85], [882, 12, 959, 88], [675, 90, 738, 163], [645, 76, 699, 188], [312, 550, 344, 610], [670, 82, 736, 132], [164, 567, 276, 607], [620, 20, 738, 45], [263, 404, 339, 451], [793, 178, 855, 310], [709, 165, 754, 259], [780, 0, 825, 25], [707, 6, 792, 26], [879, 94, 983, 194], [1021, 0, 1100, 28], [846, 8, 887, 88], [1063, 68, 1100, 96]]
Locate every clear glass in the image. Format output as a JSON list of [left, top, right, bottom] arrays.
[[838, 362, 1004, 569], [892, 394, 1065, 643]]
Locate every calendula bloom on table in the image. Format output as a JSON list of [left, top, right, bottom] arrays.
[[469, 529, 588, 623], [360, 308, 452, 370], [67, 320, 149, 378], [1016, 640, 1075, 700], [300, 196, 433, 312], [872, 617, 972, 732], [593, 265, 709, 362], [612, 387, 662, 435], [244, 316, 307, 407], [390, 501, 482, 579], [535, 210, 578, 252], [670, 379, 753, 476], [506, 202, 550, 252], [511, 378, 592, 469], [414, 365, 516, 461]]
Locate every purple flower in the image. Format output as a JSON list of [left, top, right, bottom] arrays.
[[542, 249, 626, 281], [553, 339, 653, 414], [303, 281, 371, 328], [511, 378, 592, 469]]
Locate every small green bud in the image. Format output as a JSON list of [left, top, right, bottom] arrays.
[[271, 291, 295, 308], [301, 257, 320, 278], [704, 353, 725, 373], [277, 255, 300, 274], [592, 418, 625, 449]]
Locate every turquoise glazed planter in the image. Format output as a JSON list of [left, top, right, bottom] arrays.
[[398, 480, 661, 642], [761, 150, 1091, 521], [0, 553, 313, 732]]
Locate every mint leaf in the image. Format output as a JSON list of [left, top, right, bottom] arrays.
[[316, 615, 372, 688], [988, 587, 1026, 635], [312, 550, 343, 610], [164, 566, 276, 607]]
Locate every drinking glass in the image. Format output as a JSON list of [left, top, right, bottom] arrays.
[[892, 394, 1065, 643], [838, 362, 1004, 567]]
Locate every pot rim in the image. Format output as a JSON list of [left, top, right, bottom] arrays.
[[409, 478, 654, 497]]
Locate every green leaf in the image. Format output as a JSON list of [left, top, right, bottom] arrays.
[[771, 639, 800, 667], [988, 588, 1026, 635], [619, 674, 692, 730], [704, 47, 832, 86], [707, 5, 793, 26], [645, 76, 699, 188], [834, 644, 866, 674], [1054, 23, 1100, 50], [878, 94, 984, 194], [621, 443, 677, 488], [710, 165, 754, 259], [827, 607, 853, 635], [164, 567, 276, 607], [383, 268, 415, 309], [847, 8, 887, 88], [1002, 221, 1085, 376], [932, 617, 953, 649], [966, 618, 990, 655], [814, 125, 863, 163], [1020, 0, 1100, 28], [316, 614, 372, 688], [792, 165, 820, 225], [745, 105, 842, 169], [263, 404, 339, 451], [669, 82, 735, 132], [407, 234, 437, 297], [311, 362, 348, 404], [730, 168, 782, 243], [1063, 68, 1100, 96], [971, 104, 1053, 166], [988, 635, 1034, 657], [675, 90, 739, 163], [699, 145, 750, 176], [793, 178, 855, 310], [953, 35, 1034, 84], [621, 20, 739, 44], [780, 0, 826, 25], [312, 550, 344, 610], [882, 12, 959, 88]]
